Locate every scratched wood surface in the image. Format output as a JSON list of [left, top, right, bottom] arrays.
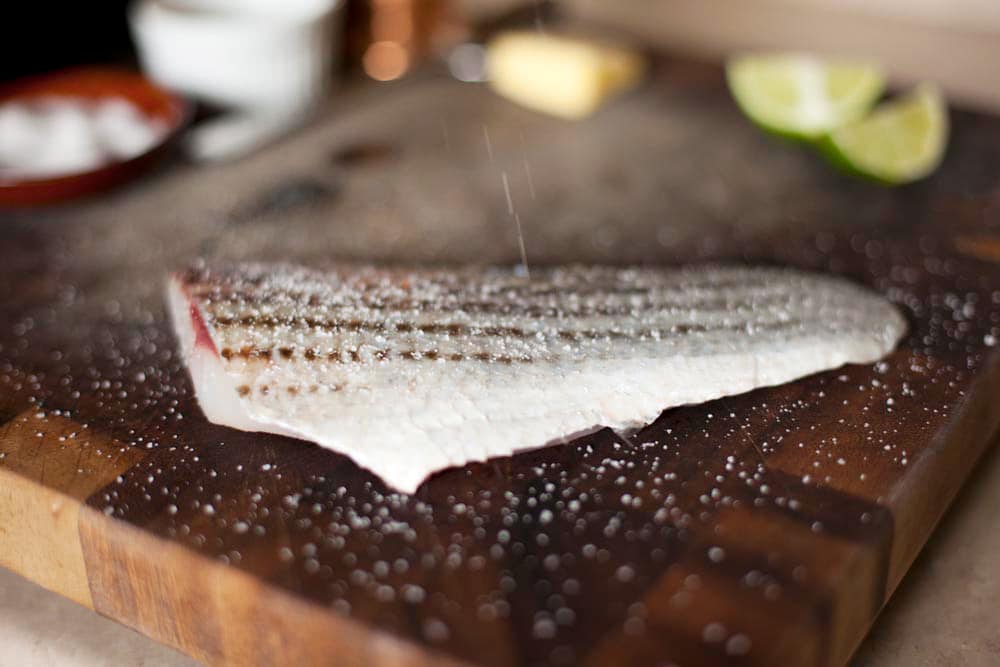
[[1, 58, 1000, 667]]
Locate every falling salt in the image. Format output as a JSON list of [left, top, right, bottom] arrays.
[[499, 171, 530, 278], [481, 124, 494, 161]]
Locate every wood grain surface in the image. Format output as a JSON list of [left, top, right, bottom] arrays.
[[1, 58, 1000, 667], [0, 413, 135, 608]]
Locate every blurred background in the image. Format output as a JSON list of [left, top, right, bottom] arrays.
[[0, 0, 1000, 203], [2, 0, 998, 269], [572, 0, 1000, 112], [7, 0, 1000, 109]]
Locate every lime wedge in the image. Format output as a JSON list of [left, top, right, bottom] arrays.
[[821, 84, 948, 185], [726, 54, 885, 140]]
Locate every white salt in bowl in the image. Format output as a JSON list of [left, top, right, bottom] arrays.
[[0, 68, 189, 205]]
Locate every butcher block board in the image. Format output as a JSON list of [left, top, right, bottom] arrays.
[[3, 58, 1000, 667]]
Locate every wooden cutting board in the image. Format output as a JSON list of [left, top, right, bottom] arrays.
[[2, 58, 1000, 667]]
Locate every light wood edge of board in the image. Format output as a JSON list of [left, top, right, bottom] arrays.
[[0, 411, 467, 667], [0, 466, 95, 607], [883, 352, 1000, 593], [0, 411, 146, 608], [77, 508, 471, 667]]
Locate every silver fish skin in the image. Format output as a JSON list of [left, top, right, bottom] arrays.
[[168, 262, 906, 492]]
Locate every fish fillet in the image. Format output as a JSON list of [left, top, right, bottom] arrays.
[[168, 263, 906, 492]]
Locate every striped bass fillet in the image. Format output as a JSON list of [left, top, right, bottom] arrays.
[[168, 263, 906, 492]]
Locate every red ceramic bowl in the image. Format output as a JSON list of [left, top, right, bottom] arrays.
[[0, 67, 190, 206]]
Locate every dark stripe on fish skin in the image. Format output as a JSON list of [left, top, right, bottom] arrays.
[[208, 312, 802, 342], [390, 349, 527, 364], [211, 315, 528, 338], [202, 292, 788, 318], [218, 346, 536, 364], [223, 345, 269, 360], [184, 271, 777, 300], [233, 382, 344, 396], [469, 277, 774, 297], [213, 319, 802, 366], [206, 291, 794, 334], [188, 270, 791, 308]]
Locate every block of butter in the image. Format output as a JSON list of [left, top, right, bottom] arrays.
[[486, 31, 645, 119]]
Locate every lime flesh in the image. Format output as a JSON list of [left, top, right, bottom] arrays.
[[726, 54, 885, 140]]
